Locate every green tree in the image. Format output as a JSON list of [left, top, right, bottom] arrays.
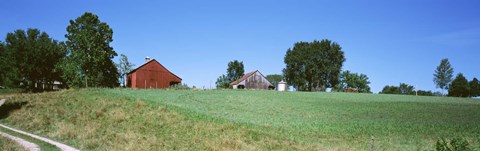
[[469, 78, 480, 97], [283, 39, 345, 91], [266, 74, 283, 87], [116, 54, 135, 87], [448, 73, 470, 97], [215, 74, 230, 89], [336, 70, 371, 93], [434, 58, 454, 95], [399, 83, 415, 95], [380, 85, 400, 94], [226, 60, 245, 82], [61, 12, 119, 88], [0, 41, 17, 87], [4, 29, 66, 91]]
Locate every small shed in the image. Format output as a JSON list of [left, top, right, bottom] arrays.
[[127, 57, 181, 89], [230, 70, 274, 90]]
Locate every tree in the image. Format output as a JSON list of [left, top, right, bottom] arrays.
[[215, 74, 230, 89], [116, 54, 135, 87], [380, 85, 400, 94], [433, 58, 454, 95], [61, 12, 119, 88], [283, 39, 345, 91], [336, 70, 371, 93], [4, 29, 66, 91], [448, 73, 470, 97], [215, 60, 245, 89], [266, 74, 283, 88], [469, 78, 480, 97], [0, 41, 17, 87], [399, 83, 415, 95], [226, 60, 244, 82]]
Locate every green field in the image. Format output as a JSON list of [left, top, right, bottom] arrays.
[[1, 89, 479, 150]]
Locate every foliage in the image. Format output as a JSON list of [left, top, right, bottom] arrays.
[[283, 39, 345, 91], [215, 74, 230, 89], [434, 58, 454, 95], [380, 83, 435, 96], [448, 73, 470, 97], [435, 137, 471, 151], [469, 78, 480, 97], [336, 70, 371, 93], [266, 74, 283, 87], [399, 83, 415, 94], [61, 12, 119, 88], [0, 41, 16, 88], [116, 54, 135, 87], [3, 29, 66, 91], [226, 60, 245, 82], [216, 60, 245, 89]]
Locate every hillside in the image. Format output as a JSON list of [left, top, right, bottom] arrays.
[[1, 89, 479, 150]]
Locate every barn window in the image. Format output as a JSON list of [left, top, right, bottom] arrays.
[[238, 85, 245, 89]]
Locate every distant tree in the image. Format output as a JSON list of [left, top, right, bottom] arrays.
[[283, 39, 345, 91], [380, 85, 400, 94], [0, 41, 17, 87], [469, 78, 480, 97], [448, 73, 470, 97], [336, 70, 371, 93], [433, 58, 454, 95], [116, 54, 135, 87], [60, 12, 119, 88], [4, 29, 66, 91], [399, 83, 415, 95], [215, 74, 230, 89], [226, 60, 245, 82], [266, 74, 283, 87]]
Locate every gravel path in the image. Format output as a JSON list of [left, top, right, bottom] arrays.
[[0, 124, 80, 151], [0, 131, 40, 151]]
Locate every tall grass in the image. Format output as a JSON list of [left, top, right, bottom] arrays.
[[1, 88, 479, 150]]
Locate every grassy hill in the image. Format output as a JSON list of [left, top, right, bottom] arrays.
[[1, 89, 479, 150]]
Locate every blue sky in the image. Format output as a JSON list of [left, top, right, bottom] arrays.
[[1, 0, 479, 92]]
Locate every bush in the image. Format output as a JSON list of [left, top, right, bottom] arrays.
[[435, 137, 471, 151]]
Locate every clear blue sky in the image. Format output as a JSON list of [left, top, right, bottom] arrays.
[[1, 0, 479, 93]]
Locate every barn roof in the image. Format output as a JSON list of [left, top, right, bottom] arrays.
[[127, 59, 182, 80], [230, 70, 272, 86]]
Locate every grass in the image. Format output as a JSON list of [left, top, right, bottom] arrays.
[[0, 132, 27, 151], [0, 126, 60, 151], [1, 88, 480, 150]]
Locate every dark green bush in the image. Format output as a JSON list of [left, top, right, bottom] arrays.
[[435, 137, 471, 151]]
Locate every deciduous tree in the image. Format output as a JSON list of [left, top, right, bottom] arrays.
[[116, 54, 135, 87], [266, 74, 283, 87], [283, 39, 345, 91], [61, 12, 119, 88], [227, 60, 245, 82], [4, 29, 66, 91], [433, 58, 454, 95], [336, 70, 371, 93]]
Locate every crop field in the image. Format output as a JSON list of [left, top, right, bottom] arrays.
[[0, 88, 479, 150]]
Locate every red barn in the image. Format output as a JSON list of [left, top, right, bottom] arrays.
[[127, 57, 181, 89]]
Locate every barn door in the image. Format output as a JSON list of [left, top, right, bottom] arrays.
[[150, 79, 156, 89]]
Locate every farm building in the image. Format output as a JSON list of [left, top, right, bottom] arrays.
[[230, 70, 274, 90], [127, 57, 181, 89]]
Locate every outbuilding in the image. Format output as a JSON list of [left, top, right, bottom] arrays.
[[230, 70, 274, 90], [127, 57, 181, 89]]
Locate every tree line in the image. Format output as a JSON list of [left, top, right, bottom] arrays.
[[0, 12, 134, 91]]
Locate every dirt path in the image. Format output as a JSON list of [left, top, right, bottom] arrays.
[[0, 124, 80, 151], [0, 131, 40, 151]]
